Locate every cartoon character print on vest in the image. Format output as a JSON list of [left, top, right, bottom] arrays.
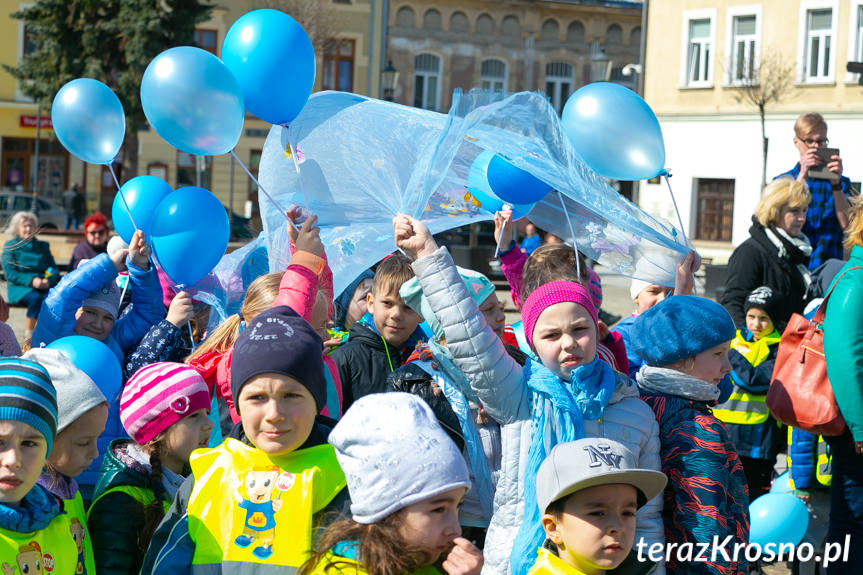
[[2, 542, 53, 575], [232, 465, 295, 560], [69, 519, 86, 575]]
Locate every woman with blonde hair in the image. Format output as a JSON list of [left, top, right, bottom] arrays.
[[720, 177, 812, 330], [1, 211, 59, 339]]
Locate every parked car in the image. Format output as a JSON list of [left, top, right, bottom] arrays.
[[0, 191, 65, 230]]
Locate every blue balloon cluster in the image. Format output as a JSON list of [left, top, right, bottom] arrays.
[[150, 186, 230, 287], [52, 79, 125, 165], [222, 9, 316, 125], [141, 46, 245, 156], [561, 82, 666, 181]]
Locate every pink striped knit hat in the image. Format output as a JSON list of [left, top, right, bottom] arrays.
[[522, 281, 598, 348], [120, 362, 210, 445]]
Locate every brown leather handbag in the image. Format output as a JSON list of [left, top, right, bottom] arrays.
[[766, 266, 863, 436]]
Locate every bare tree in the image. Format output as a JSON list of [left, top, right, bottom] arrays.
[[734, 50, 797, 189], [252, 0, 337, 55]]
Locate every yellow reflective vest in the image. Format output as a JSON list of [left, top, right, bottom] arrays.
[[66, 490, 96, 575], [186, 438, 346, 571], [306, 550, 442, 575], [714, 329, 781, 426], [787, 427, 832, 488], [527, 548, 591, 575], [0, 506, 79, 575]]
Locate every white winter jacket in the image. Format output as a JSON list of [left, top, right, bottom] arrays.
[[413, 247, 665, 575]]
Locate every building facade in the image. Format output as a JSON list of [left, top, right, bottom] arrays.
[[386, 0, 642, 115], [641, 0, 863, 261], [0, 0, 384, 226]]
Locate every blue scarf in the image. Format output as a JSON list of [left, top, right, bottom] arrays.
[[509, 356, 617, 575], [0, 483, 61, 533]]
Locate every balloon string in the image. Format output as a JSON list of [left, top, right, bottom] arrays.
[[283, 124, 313, 217], [229, 149, 296, 232], [663, 173, 689, 246], [187, 321, 197, 352], [108, 164, 138, 232], [558, 191, 581, 281]]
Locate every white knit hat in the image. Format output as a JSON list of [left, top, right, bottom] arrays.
[[629, 253, 678, 299], [23, 348, 107, 433], [81, 281, 122, 319], [329, 393, 471, 524]]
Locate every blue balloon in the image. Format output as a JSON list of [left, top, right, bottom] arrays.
[[222, 9, 315, 125], [487, 154, 552, 204], [46, 336, 122, 403], [141, 46, 244, 156], [112, 175, 174, 244], [770, 471, 793, 494], [150, 186, 230, 287], [51, 79, 125, 165], [561, 82, 666, 181], [468, 151, 537, 219], [749, 493, 810, 548]]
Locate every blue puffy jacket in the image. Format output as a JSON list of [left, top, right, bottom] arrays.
[[32, 252, 165, 496]]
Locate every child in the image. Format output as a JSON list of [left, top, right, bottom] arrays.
[[630, 296, 749, 575], [303, 392, 483, 575], [88, 362, 213, 574], [393, 214, 663, 575], [141, 305, 347, 572], [331, 252, 425, 408], [530, 437, 667, 575], [0, 357, 82, 572], [25, 348, 107, 575], [333, 269, 375, 332], [713, 286, 783, 498]]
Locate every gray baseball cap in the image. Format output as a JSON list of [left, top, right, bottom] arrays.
[[536, 438, 667, 513]]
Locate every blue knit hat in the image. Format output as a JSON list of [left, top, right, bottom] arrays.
[[631, 295, 735, 367], [0, 358, 58, 454]]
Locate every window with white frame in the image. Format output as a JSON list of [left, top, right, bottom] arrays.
[[848, 2, 863, 81], [687, 18, 712, 85], [806, 8, 833, 80], [414, 53, 441, 111], [731, 15, 757, 82], [545, 62, 573, 115], [481, 59, 507, 92]]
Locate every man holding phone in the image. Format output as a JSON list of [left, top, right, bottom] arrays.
[[777, 112, 853, 269]]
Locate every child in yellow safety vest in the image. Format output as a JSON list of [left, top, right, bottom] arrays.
[[714, 286, 784, 498], [302, 392, 484, 575], [26, 348, 108, 575], [88, 362, 213, 574], [141, 304, 347, 573], [0, 357, 83, 574]]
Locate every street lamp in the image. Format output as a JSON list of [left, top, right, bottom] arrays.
[[589, 40, 612, 83], [382, 60, 399, 101]]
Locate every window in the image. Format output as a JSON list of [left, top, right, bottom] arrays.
[[731, 16, 757, 81], [805, 8, 833, 80], [423, 9, 442, 30], [695, 178, 734, 242], [545, 62, 573, 115], [323, 39, 354, 92], [481, 59, 507, 92], [177, 152, 212, 190], [847, 2, 863, 81], [476, 14, 494, 35], [396, 6, 415, 28], [606, 25, 622, 46], [541, 19, 559, 41], [450, 12, 468, 33], [686, 19, 713, 86], [195, 29, 218, 55], [414, 53, 441, 111], [502, 16, 520, 37], [567, 21, 585, 46]]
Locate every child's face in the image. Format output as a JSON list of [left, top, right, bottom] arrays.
[[541, 484, 638, 575], [397, 486, 466, 566], [48, 403, 107, 478], [310, 291, 330, 341], [635, 285, 670, 314], [673, 341, 733, 385], [745, 308, 774, 340], [74, 306, 115, 341], [531, 302, 597, 380], [159, 408, 214, 474], [478, 293, 506, 339], [0, 420, 48, 506], [346, 281, 372, 330], [239, 374, 317, 457], [367, 287, 422, 348]]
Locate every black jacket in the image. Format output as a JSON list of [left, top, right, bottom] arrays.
[[330, 321, 418, 410], [720, 219, 809, 329]]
